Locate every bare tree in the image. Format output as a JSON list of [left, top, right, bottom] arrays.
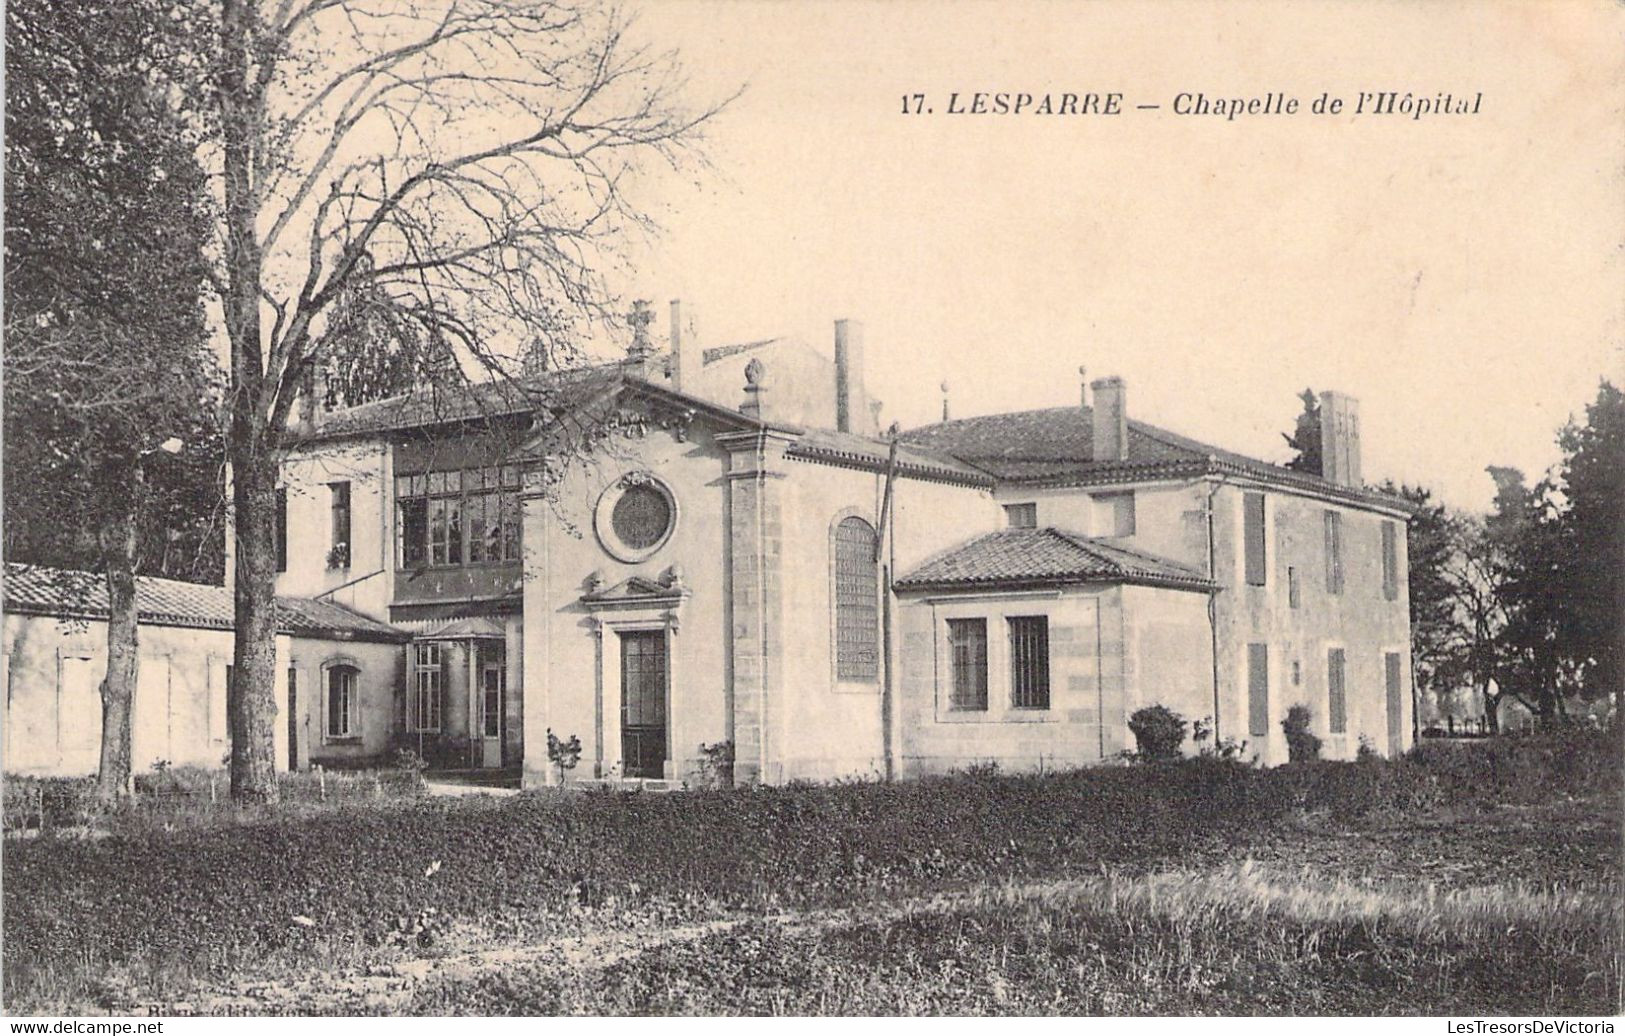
[[200, 0, 729, 800]]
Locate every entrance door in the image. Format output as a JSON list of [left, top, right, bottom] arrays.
[[619, 630, 667, 779], [478, 663, 505, 769]]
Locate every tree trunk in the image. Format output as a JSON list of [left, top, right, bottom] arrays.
[[1482, 684, 1501, 735], [230, 451, 280, 803], [96, 468, 141, 800]]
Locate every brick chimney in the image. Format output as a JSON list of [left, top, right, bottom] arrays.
[[1318, 390, 1362, 487], [834, 319, 870, 435], [1090, 376, 1128, 462]]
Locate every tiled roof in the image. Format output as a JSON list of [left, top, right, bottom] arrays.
[[894, 528, 1216, 593], [788, 427, 995, 486], [2, 563, 409, 642], [900, 405, 1411, 510]]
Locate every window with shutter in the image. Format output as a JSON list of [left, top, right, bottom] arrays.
[[1247, 643, 1269, 737], [1381, 521, 1399, 600], [1243, 492, 1266, 586], [1327, 648, 1347, 734], [947, 618, 988, 710], [1324, 510, 1344, 595]]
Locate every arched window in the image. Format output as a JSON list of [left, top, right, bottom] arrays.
[[325, 664, 361, 740], [833, 516, 879, 681]]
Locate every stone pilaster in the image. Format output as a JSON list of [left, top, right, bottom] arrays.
[[717, 429, 795, 784], [519, 463, 553, 788]]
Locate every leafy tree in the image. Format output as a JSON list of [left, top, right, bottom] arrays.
[[1282, 388, 1322, 474], [1547, 381, 1623, 724], [3, 0, 221, 797], [182, 0, 731, 801]]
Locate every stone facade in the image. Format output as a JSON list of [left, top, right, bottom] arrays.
[[252, 315, 1415, 783]]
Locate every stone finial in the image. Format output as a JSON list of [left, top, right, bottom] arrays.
[[1078, 366, 1088, 408], [940, 380, 951, 422], [662, 564, 685, 590], [584, 569, 604, 593], [741, 358, 768, 421]]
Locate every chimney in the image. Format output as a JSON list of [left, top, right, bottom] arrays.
[[1318, 390, 1362, 487], [668, 299, 687, 391], [833, 318, 870, 435], [1090, 376, 1128, 462], [625, 299, 656, 378]]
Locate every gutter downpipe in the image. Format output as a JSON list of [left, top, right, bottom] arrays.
[[1205, 464, 1224, 746]]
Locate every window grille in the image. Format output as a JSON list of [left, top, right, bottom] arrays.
[[1007, 616, 1050, 709], [833, 517, 879, 680]]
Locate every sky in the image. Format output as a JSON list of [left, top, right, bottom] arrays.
[[601, 0, 1623, 512]]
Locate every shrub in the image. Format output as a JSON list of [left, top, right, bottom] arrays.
[[1191, 716, 1248, 762], [696, 740, 734, 789], [546, 729, 582, 783], [1282, 705, 1322, 763], [1128, 705, 1187, 762]]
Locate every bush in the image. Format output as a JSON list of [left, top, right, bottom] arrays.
[[1282, 705, 1322, 763], [1127, 705, 1187, 762]]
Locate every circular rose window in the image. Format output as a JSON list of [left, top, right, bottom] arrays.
[[595, 474, 678, 562]]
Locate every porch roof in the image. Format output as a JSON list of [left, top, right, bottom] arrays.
[[893, 528, 1216, 594]]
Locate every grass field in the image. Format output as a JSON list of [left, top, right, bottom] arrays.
[[3, 735, 1620, 1016]]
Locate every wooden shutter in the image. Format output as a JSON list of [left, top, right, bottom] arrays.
[[1327, 648, 1347, 734], [947, 619, 988, 710], [1324, 511, 1344, 594], [1247, 643, 1269, 737], [1385, 652, 1404, 755], [1381, 521, 1399, 600], [1243, 493, 1266, 586]]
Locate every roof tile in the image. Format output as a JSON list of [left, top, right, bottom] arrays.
[[894, 528, 1214, 592]]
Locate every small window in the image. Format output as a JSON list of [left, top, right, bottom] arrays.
[[1288, 566, 1300, 609], [1003, 503, 1037, 529], [1327, 648, 1347, 734], [399, 498, 428, 567], [947, 618, 988, 710], [1007, 616, 1050, 709], [1096, 492, 1136, 537], [275, 488, 288, 573], [1324, 511, 1344, 595], [329, 482, 352, 567], [1247, 643, 1269, 737], [1381, 521, 1400, 601], [413, 643, 442, 732], [1243, 492, 1266, 586], [326, 665, 360, 739]]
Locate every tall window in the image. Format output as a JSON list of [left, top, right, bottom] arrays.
[[1324, 511, 1344, 594], [1247, 643, 1269, 737], [1243, 492, 1266, 586], [326, 665, 359, 739], [833, 517, 879, 681], [1003, 503, 1037, 529], [1007, 616, 1050, 709], [947, 618, 988, 710], [275, 488, 288, 573], [1327, 648, 1347, 734], [397, 466, 521, 568], [329, 482, 351, 567], [413, 644, 442, 732], [1381, 521, 1400, 600]]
